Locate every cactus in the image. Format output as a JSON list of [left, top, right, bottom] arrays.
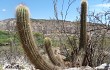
[[44, 37, 64, 67], [75, 0, 87, 66], [79, 0, 87, 50], [16, 0, 88, 69], [16, 4, 60, 70]]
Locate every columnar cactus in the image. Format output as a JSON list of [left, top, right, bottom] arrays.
[[16, 4, 60, 70], [76, 0, 87, 66], [16, 0, 88, 69], [44, 37, 64, 67], [79, 0, 87, 50]]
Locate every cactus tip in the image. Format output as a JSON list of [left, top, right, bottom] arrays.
[[16, 3, 29, 10], [16, 3, 30, 16], [82, 0, 87, 3], [45, 37, 50, 40], [44, 37, 51, 43], [44, 37, 51, 46]]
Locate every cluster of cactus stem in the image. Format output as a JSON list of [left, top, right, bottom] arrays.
[[16, 4, 60, 70], [16, 0, 87, 69]]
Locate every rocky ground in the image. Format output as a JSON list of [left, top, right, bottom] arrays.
[[1, 55, 110, 70], [0, 47, 110, 70]]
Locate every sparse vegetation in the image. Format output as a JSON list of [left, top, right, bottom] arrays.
[[0, 30, 11, 43], [0, 0, 110, 70]]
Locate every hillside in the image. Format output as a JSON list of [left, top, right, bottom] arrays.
[[0, 18, 109, 35]]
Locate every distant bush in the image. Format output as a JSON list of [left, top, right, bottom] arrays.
[[0, 30, 20, 45], [0, 30, 11, 43], [66, 35, 79, 50], [34, 32, 44, 47]]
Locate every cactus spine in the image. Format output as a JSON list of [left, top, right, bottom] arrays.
[[16, 4, 60, 70], [44, 37, 63, 67]]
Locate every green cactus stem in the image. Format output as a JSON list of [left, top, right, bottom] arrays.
[[75, 0, 87, 66], [79, 0, 87, 50], [44, 37, 64, 67], [16, 4, 60, 70]]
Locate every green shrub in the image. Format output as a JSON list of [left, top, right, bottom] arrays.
[[0, 30, 11, 43], [66, 35, 78, 50], [34, 32, 44, 47], [0, 30, 19, 45]]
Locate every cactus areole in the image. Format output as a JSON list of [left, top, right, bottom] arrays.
[[16, 4, 60, 70]]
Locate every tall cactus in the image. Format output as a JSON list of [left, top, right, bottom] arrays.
[[44, 37, 64, 67], [16, 4, 60, 70], [16, 0, 88, 69], [79, 0, 87, 50], [76, 0, 87, 66]]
